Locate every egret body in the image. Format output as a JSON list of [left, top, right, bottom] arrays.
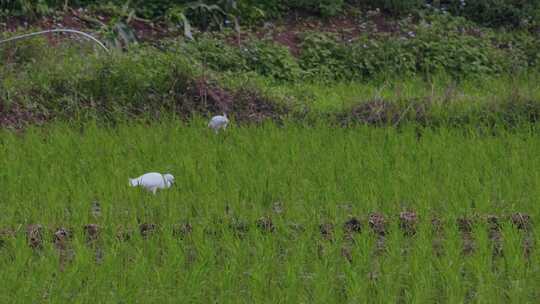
[[208, 113, 229, 133], [129, 172, 175, 194]]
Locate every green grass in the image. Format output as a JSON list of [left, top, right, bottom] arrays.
[[0, 120, 539, 303], [221, 72, 540, 112]]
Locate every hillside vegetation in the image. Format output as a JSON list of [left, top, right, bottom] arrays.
[[1, 0, 539, 128]]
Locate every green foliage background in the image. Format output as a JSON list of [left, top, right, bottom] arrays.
[[2, 0, 540, 29]]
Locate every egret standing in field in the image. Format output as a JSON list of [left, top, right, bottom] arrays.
[[129, 172, 175, 194], [208, 113, 229, 133]]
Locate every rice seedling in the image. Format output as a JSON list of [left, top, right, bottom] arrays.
[[0, 119, 538, 302]]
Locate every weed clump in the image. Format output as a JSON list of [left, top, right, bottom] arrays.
[[344, 217, 362, 234], [116, 226, 133, 242], [256, 216, 275, 233], [319, 222, 334, 241], [486, 215, 503, 257], [509, 213, 534, 259], [369, 213, 387, 236], [0, 228, 15, 249], [53, 227, 71, 249], [399, 211, 418, 236], [139, 223, 157, 238], [53, 227, 73, 271], [173, 221, 193, 239], [457, 217, 476, 255], [510, 213, 531, 231], [229, 218, 250, 237], [26, 224, 43, 250], [84, 224, 100, 243]]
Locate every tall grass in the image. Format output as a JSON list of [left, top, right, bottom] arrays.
[[0, 121, 538, 302]]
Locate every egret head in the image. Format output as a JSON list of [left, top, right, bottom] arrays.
[[163, 173, 175, 187], [129, 178, 138, 187]]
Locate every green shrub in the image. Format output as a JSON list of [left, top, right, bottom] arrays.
[[184, 34, 248, 72], [408, 16, 504, 77], [351, 36, 417, 79], [299, 33, 417, 80], [243, 40, 301, 81], [288, 0, 345, 16], [358, 0, 424, 15], [298, 32, 350, 80], [182, 33, 300, 81], [444, 0, 540, 29], [185, 12, 537, 81]]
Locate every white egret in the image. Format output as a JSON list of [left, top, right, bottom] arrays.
[[208, 113, 229, 133], [129, 172, 174, 194]]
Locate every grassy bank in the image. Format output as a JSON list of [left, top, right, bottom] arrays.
[[2, 8, 540, 129], [1, 36, 540, 129]]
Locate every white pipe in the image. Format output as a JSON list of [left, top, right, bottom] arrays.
[[0, 28, 109, 53]]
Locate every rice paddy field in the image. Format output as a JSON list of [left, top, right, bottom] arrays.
[[0, 120, 539, 303]]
